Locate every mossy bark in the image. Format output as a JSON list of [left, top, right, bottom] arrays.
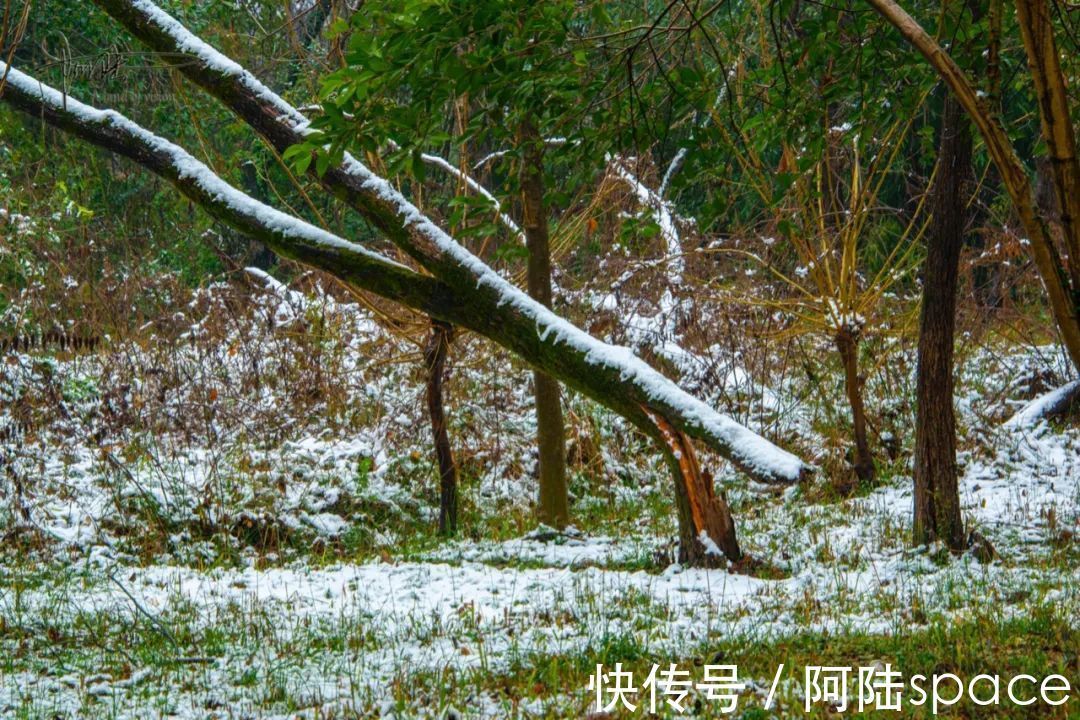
[[519, 119, 569, 529]]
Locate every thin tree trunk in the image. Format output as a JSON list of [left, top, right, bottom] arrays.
[[1014, 0, 1080, 289], [646, 409, 741, 565], [424, 319, 458, 535], [240, 160, 276, 270], [518, 119, 570, 529], [971, 0, 1004, 309], [835, 328, 875, 485], [864, 0, 1080, 371], [913, 95, 971, 551]]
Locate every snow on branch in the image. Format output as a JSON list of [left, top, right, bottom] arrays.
[[0, 61, 444, 326], [659, 147, 689, 200], [47, 1, 812, 483], [385, 140, 524, 242], [609, 156, 686, 283], [472, 137, 569, 172], [420, 152, 524, 241], [355, 157, 808, 483], [245, 266, 310, 326], [0, 64, 400, 270]]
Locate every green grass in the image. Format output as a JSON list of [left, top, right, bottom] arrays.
[[409, 607, 1080, 718], [2, 338, 1078, 718], [3, 545, 1077, 719]]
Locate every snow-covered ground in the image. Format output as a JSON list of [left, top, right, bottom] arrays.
[[3, 445, 1078, 718], [1, 278, 1078, 718]]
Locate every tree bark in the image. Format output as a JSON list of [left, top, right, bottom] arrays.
[[518, 119, 570, 529], [835, 328, 875, 486], [913, 94, 970, 551], [424, 319, 458, 535], [864, 0, 1080, 371], [646, 409, 741, 564]]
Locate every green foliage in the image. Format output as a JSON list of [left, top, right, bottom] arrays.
[[285, 0, 623, 239], [0, 0, 329, 294], [315, 0, 586, 148]]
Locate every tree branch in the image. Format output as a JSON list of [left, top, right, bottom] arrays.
[[0, 61, 809, 485], [83, 0, 811, 482], [1013, 0, 1080, 287]]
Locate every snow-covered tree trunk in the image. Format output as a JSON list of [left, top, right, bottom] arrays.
[[74, 4, 814, 487], [0, 43, 806, 566]]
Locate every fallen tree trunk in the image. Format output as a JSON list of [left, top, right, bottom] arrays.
[[0, 64, 806, 486], [0, 63, 807, 562], [1004, 379, 1080, 429], [8, 3, 812, 491]]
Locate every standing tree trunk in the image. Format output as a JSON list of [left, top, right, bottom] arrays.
[[518, 120, 570, 529], [240, 160, 276, 270], [971, 0, 1004, 310], [913, 94, 971, 550], [835, 327, 875, 486], [424, 319, 458, 535]]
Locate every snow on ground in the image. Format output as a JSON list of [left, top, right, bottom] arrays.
[[4, 414, 1077, 717], [3, 459, 1078, 718], [2, 278, 1078, 717]]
